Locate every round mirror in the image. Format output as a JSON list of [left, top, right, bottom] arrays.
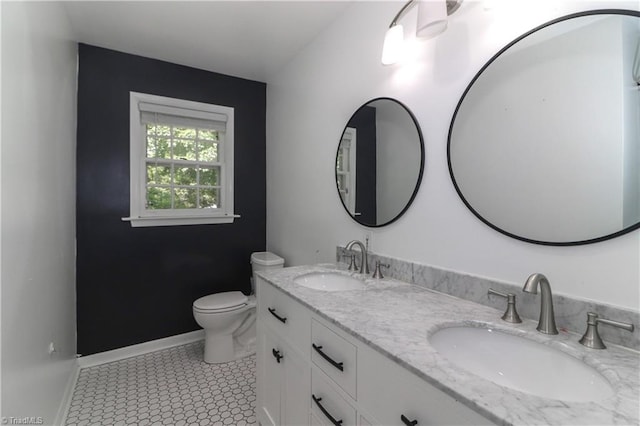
[[336, 98, 424, 227], [449, 10, 640, 245]]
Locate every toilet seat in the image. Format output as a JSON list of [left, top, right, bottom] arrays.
[[193, 291, 249, 313]]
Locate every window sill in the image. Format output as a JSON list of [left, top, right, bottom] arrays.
[[122, 215, 239, 227]]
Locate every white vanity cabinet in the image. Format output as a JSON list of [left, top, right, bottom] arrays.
[[358, 341, 493, 426], [311, 319, 357, 399], [311, 368, 357, 426], [256, 282, 311, 426], [256, 277, 494, 426]]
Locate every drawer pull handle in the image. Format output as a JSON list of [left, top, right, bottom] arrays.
[[312, 395, 343, 426], [312, 343, 344, 372], [268, 307, 287, 323], [272, 348, 283, 363], [401, 414, 418, 426]]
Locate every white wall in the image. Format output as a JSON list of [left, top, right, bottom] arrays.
[[1, 2, 78, 423], [375, 101, 421, 224], [451, 16, 625, 242], [266, 0, 640, 310]]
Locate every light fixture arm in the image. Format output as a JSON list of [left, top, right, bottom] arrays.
[[389, 0, 418, 28], [388, 0, 463, 28], [382, 0, 463, 66]]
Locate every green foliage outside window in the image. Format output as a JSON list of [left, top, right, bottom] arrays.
[[144, 124, 221, 210]]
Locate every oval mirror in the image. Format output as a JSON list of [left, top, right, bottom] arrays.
[[449, 10, 640, 245], [336, 98, 424, 227]]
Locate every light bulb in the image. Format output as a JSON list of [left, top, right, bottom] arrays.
[[381, 24, 404, 65]]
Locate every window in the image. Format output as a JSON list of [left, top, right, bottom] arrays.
[[336, 127, 357, 215], [125, 92, 236, 227]]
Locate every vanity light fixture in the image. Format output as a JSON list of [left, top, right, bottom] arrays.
[[381, 0, 463, 65]]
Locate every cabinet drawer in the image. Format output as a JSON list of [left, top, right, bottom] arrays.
[[311, 368, 356, 426], [257, 279, 311, 354], [358, 344, 493, 426], [311, 319, 357, 399]]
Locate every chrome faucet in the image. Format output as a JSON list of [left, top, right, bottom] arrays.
[[372, 261, 390, 279], [522, 273, 558, 335], [345, 240, 369, 274], [488, 288, 522, 323], [579, 312, 634, 349]]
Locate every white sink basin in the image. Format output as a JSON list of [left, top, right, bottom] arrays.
[[429, 326, 613, 402], [293, 272, 365, 292]]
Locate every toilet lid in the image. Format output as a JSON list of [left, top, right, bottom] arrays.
[[193, 291, 248, 312]]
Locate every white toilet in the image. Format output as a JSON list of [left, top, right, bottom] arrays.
[[193, 251, 284, 364]]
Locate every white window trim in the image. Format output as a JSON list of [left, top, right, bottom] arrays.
[[338, 127, 358, 215], [123, 92, 237, 227]]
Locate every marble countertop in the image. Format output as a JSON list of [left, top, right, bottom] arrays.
[[256, 263, 640, 426]]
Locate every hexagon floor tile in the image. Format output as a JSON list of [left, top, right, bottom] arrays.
[[64, 341, 257, 426]]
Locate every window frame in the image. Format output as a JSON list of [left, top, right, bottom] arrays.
[[125, 92, 236, 227], [337, 127, 357, 215]]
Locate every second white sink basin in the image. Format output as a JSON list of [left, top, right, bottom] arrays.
[[429, 326, 613, 402], [293, 272, 365, 292]]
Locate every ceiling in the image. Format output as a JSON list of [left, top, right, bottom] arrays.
[[62, 1, 353, 82]]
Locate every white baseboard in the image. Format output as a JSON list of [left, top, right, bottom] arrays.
[[54, 359, 80, 426], [77, 330, 205, 368]]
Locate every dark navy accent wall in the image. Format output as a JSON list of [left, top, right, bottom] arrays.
[[349, 106, 377, 225], [76, 44, 266, 356]]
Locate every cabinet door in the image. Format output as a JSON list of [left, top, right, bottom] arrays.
[[257, 329, 282, 426], [281, 343, 311, 426], [358, 344, 494, 426]]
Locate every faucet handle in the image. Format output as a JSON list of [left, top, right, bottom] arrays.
[[347, 254, 358, 272], [579, 312, 634, 349], [488, 288, 522, 323], [372, 261, 390, 279]]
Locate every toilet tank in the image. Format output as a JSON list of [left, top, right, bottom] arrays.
[[251, 251, 284, 277]]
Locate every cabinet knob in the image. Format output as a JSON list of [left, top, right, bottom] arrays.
[[272, 348, 283, 363], [401, 414, 418, 426]]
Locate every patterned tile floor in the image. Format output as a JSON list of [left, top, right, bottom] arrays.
[[64, 341, 257, 426]]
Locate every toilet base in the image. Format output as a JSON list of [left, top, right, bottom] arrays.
[[232, 335, 256, 360], [202, 320, 257, 364], [203, 333, 256, 364], [203, 332, 234, 364]]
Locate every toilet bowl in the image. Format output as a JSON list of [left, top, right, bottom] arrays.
[[193, 291, 257, 364], [193, 251, 284, 364]]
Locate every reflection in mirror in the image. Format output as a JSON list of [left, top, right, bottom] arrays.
[[449, 10, 640, 245], [337, 127, 357, 215], [336, 98, 424, 227]]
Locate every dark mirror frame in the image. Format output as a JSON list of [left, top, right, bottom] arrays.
[[336, 97, 425, 228], [447, 9, 640, 246]]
